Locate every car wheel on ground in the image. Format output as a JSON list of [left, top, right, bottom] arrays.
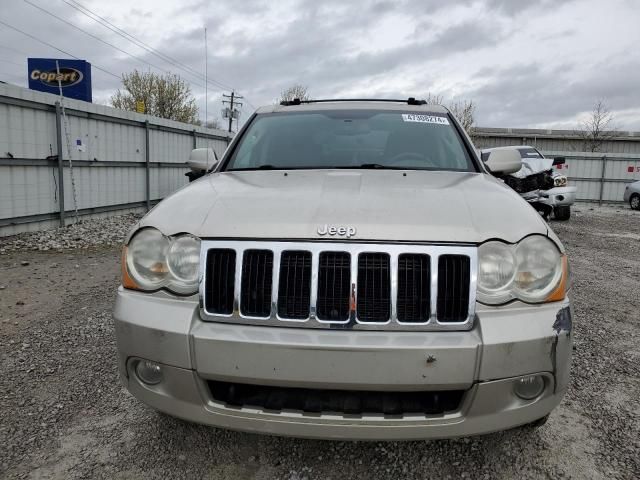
[[554, 205, 571, 221], [630, 194, 640, 210], [527, 414, 550, 428]]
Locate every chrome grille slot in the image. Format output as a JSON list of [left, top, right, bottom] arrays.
[[437, 255, 471, 322], [240, 250, 273, 317], [277, 250, 312, 319], [200, 241, 477, 331], [316, 252, 351, 321], [204, 249, 236, 315], [397, 253, 430, 323], [357, 253, 391, 322]]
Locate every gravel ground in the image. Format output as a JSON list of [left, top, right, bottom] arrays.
[[0, 205, 638, 479], [0, 214, 140, 254]]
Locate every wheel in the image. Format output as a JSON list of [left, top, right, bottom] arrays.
[[527, 414, 550, 428], [554, 205, 571, 221], [630, 194, 640, 210]]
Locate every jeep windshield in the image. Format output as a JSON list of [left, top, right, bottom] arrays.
[[223, 110, 476, 172]]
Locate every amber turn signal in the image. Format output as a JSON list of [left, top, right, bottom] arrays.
[[121, 246, 140, 290], [545, 255, 568, 302]]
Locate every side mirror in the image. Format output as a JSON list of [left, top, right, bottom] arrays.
[[187, 148, 218, 172], [552, 156, 566, 166], [484, 149, 522, 175]]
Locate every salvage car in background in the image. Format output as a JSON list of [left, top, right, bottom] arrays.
[[623, 180, 640, 210], [481, 146, 576, 221]]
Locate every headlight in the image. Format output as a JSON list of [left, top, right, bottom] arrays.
[[554, 175, 567, 187], [478, 241, 516, 304], [123, 228, 201, 294], [167, 235, 201, 293], [477, 235, 567, 304]]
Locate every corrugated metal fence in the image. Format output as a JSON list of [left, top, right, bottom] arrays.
[[542, 152, 640, 204], [0, 84, 233, 236]]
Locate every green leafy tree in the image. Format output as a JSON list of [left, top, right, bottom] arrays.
[[111, 70, 198, 123]]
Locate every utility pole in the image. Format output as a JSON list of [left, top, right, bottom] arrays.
[[222, 91, 243, 133]]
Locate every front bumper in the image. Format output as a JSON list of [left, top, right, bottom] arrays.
[[113, 288, 573, 440], [521, 186, 577, 207]]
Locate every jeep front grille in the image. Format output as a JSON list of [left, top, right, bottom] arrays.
[[437, 255, 471, 322], [316, 252, 351, 321], [397, 253, 430, 322], [240, 250, 273, 317], [277, 250, 312, 319], [204, 248, 236, 315], [200, 241, 477, 331], [356, 253, 391, 322]]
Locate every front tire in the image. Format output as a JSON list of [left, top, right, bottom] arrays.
[[553, 205, 571, 221], [528, 414, 550, 428], [630, 194, 640, 210]]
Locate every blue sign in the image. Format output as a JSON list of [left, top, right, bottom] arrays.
[[28, 58, 92, 102]]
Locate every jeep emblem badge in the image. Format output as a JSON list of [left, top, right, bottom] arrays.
[[317, 224, 357, 238]]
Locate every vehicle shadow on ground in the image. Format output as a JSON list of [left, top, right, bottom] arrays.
[[145, 408, 564, 479]]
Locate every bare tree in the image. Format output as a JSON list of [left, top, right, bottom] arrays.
[[111, 70, 198, 123], [278, 84, 311, 103], [423, 92, 444, 104], [575, 99, 618, 152], [448, 99, 476, 138]]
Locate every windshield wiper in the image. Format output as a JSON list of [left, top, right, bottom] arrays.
[[227, 165, 279, 171], [357, 163, 387, 169], [344, 163, 405, 170]]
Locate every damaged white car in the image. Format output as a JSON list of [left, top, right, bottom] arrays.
[[481, 146, 576, 221]]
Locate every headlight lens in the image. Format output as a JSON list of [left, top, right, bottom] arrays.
[[513, 236, 563, 302], [124, 228, 201, 294], [167, 235, 201, 292], [126, 228, 169, 289], [554, 175, 567, 187], [478, 242, 516, 303], [477, 235, 565, 304]]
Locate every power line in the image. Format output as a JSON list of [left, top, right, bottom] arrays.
[[62, 0, 259, 110], [60, 0, 234, 92], [22, 0, 207, 89], [0, 18, 121, 79]]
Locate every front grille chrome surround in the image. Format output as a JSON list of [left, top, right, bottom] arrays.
[[199, 240, 477, 331]]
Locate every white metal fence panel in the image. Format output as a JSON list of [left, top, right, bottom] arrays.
[[0, 83, 233, 236]]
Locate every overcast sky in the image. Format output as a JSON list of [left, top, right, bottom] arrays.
[[1, 0, 639, 129]]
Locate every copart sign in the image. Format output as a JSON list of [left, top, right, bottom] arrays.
[[27, 58, 93, 102]]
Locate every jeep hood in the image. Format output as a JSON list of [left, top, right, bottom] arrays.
[[136, 170, 549, 244]]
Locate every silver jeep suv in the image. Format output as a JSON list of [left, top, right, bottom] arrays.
[[114, 99, 572, 440]]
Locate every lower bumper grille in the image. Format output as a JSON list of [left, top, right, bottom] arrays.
[[208, 381, 465, 415]]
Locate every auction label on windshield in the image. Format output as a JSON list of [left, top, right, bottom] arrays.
[[401, 114, 450, 125]]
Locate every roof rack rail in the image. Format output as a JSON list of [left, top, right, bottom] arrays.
[[279, 98, 427, 106]]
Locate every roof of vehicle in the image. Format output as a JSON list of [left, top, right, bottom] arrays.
[[256, 100, 449, 115], [480, 145, 536, 152]]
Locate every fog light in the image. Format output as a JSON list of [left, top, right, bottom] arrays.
[[135, 360, 163, 385], [514, 375, 545, 400]]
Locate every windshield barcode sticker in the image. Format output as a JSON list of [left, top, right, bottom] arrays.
[[401, 114, 450, 125]]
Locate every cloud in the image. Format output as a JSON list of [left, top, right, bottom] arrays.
[[0, 0, 638, 129], [485, 0, 576, 16]]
